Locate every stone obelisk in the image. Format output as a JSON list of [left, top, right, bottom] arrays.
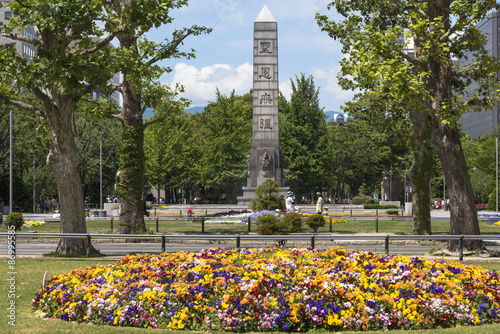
[[238, 6, 287, 206]]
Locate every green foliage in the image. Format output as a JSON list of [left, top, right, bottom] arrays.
[[364, 204, 398, 209], [281, 212, 303, 233], [280, 74, 329, 198], [6, 212, 24, 231], [305, 214, 325, 233], [195, 90, 252, 195], [351, 195, 373, 205], [487, 190, 498, 211], [386, 210, 400, 215], [0, 211, 3, 224], [251, 179, 285, 212], [256, 214, 293, 235]]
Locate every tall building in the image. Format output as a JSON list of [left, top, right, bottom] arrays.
[[460, 11, 500, 138], [1, 1, 36, 60], [1, 1, 121, 105]]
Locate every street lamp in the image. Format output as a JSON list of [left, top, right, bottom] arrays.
[[9, 109, 13, 214]]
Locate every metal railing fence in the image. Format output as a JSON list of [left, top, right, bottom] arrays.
[[1, 231, 496, 261]]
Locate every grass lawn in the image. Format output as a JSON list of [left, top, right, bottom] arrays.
[[3, 218, 500, 235], [2, 257, 500, 334]]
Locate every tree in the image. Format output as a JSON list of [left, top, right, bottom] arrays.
[[251, 179, 285, 212], [195, 90, 252, 203], [0, 0, 120, 255], [280, 74, 329, 202], [317, 0, 500, 251], [99, 0, 211, 234]]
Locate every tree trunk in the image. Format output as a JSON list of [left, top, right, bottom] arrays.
[[44, 102, 96, 255], [116, 77, 147, 234], [409, 109, 433, 235], [432, 120, 482, 251]]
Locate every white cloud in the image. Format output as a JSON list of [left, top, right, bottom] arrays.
[[166, 62, 253, 106], [279, 80, 292, 101], [312, 63, 358, 110]]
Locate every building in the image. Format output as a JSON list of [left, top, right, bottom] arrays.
[[460, 11, 500, 138], [1, 1, 37, 59], [1, 1, 121, 105]]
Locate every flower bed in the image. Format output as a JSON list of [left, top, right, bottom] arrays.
[[32, 247, 500, 331]]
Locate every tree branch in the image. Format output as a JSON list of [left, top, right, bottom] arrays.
[[1, 32, 40, 46], [0, 97, 44, 118], [78, 30, 122, 57], [148, 31, 194, 65]]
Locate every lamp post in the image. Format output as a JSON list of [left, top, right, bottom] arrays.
[[9, 109, 13, 214], [100, 140, 102, 210]]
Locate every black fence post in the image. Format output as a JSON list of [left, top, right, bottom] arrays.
[[110, 217, 113, 231], [86, 234, 92, 258], [236, 235, 241, 248], [311, 235, 315, 249], [154, 208, 157, 216], [350, 209, 352, 216], [459, 236, 464, 261], [384, 236, 389, 255], [329, 218, 332, 233], [156, 217, 159, 233], [201, 217, 205, 233], [247, 216, 251, 233], [161, 235, 166, 253], [180, 209, 182, 217]]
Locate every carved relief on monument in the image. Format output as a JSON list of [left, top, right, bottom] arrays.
[[259, 92, 273, 105], [259, 40, 273, 55], [258, 65, 273, 80], [259, 117, 273, 130], [260, 151, 272, 177]]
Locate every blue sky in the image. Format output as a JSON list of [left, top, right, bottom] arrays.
[[148, 0, 352, 112]]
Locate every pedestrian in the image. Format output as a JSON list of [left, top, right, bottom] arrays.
[[39, 195, 45, 213], [316, 192, 324, 214], [286, 191, 294, 213], [142, 194, 149, 217], [187, 207, 193, 222], [52, 198, 58, 212]]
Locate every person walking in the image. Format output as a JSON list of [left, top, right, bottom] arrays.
[[316, 192, 324, 214], [285, 191, 294, 214], [39, 195, 45, 213]]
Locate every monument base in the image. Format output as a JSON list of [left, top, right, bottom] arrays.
[[237, 186, 290, 207]]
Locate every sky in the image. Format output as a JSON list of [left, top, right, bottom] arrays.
[[148, 0, 352, 112]]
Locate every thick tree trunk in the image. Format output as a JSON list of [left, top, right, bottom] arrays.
[[432, 121, 482, 251], [44, 102, 96, 255], [116, 78, 147, 234], [426, 0, 481, 252], [409, 109, 433, 234]]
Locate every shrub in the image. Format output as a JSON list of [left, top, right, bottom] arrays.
[[257, 214, 290, 235], [305, 214, 325, 232], [363, 204, 399, 209], [251, 179, 285, 212], [351, 195, 373, 205], [0, 212, 3, 224], [386, 210, 400, 215], [487, 189, 497, 211], [281, 212, 302, 233], [6, 212, 24, 231]]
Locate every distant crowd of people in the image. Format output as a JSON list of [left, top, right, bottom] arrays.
[[433, 199, 450, 211], [38, 195, 59, 213]]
